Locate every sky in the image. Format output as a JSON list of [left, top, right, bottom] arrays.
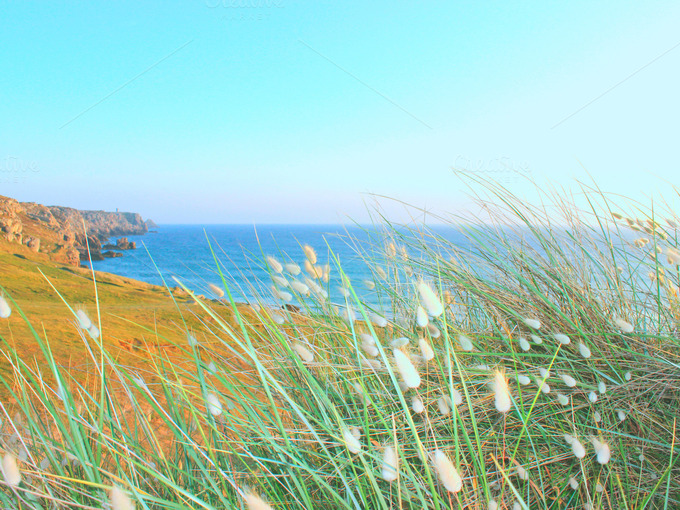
[[2, 1, 680, 224]]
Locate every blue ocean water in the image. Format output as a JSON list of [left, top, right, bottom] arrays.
[[88, 224, 468, 310]]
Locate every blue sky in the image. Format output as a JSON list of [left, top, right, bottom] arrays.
[[2, 1, 679, 223]]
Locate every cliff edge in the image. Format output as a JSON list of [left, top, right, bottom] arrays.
[[0, 195, 151, 265]]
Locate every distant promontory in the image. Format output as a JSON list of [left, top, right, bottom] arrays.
[[0, 195, 154, 265]]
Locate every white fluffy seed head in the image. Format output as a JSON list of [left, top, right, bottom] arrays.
[[518, 337, 531, 351], [302, 245, 317, 264], [516, 464, 528, 481], [272, 276, 289, 288], [557, 393, 570, 406], [535, 379, 551, 393], [390, 337, 410, 348], [437, 396, 451, 416], [594, 411, 602, 423], [243, 491, 274, 510], [488, 499, 498, 510], [432, 449, 462, 493], [419, 338, 435, 361], [578, 342, 592, 359], [2, 453, 20, 487], [375, 266, 387, 280], [75, 309, 91, 329], [110, 485, 135, 510], [617, 410, 626, 422], [0, 295, 11, 319], [571, 437, 586, 459], [569, 477, 578, 489], [598, 381, 607, 394], [530, 334, 543, 345], [417, 281, 444, 317], [411, 395, 424, 414], [493, 371, 512, 413], [206, 393, 223, 416], [560, 374, 577, 387], [517, 374, 531, 385], [427, 323, 441, 338], [614, 317, 634, 333], [208, 283, 225, 298], [554, 333, 571, 345], [539, 368, 550, 379], [370, 313, 388, 328], [292, 343, 314, 362], [590, 438, 611, 464], [624, 371, 632, 381], [363, 279, 376, 290], [362, 342, 379, 357], [266, 256, 283, 274], [416, 305, 429, 327], [588, 392, 598, 403], [457, 335, 473, 351], [342, 427, 361, 454], [523, 317, 541, 329], [88, 324, 100, 339], [381, 445, 399, 482], [284, 262, 301, 275], [393, 349, 421, 388], [290, 280, 310, 296]]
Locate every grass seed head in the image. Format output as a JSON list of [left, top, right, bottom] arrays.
[[493, 371, 512, 413], [292, 343, 314, 362], [530, 334, 543, 344], [302, 245, 317, 264], [571, 437, 586, 458], [342, 427, 361, 454], [419, 338, 435, 361], [457, 335, 473, 351], [208, 283, 225, 298], [518, 336, 531, 351], [432, 449, 462, 493], [578, 342, 592, 359], [284, 262, 301, 275], [369, 312, 388, 328], [381, 445, 399, 482], [244, 491, 274, 510], [110, 485, 135, 510], [393, 349, 421, 388], [2, 453, 20, 487], [75, 308, 91, 329], [554, 333, 571, 345], [560, 374, 577, 387], [266, 256, 283, 273], [523, 317, 541, 329], [411, 395, 424, 413], [206, 393, 223, 416], [417, 280, 444, 317], [517, 374, 531, 385], [416, 305, 429, 327], [614, 317, 634, 333], [590, 438, 611, 464], [0, 294, 10, 319]]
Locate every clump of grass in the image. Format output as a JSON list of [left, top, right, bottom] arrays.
[[0, 177, 679, 508]]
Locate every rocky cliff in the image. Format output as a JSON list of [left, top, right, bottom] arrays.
[[0, 195, 151, 265]]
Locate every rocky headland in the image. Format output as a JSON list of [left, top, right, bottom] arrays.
[[0, 195, 153, 265]]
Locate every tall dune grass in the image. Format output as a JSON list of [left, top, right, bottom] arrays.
[[0, 178, 679, 509]]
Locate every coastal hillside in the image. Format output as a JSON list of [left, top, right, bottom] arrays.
[[0, 195, 151, 265]]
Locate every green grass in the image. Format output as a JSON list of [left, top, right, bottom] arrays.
[[0, 177, 679, 509]]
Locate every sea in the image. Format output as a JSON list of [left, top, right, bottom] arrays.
[[87, 224, 470, 311]]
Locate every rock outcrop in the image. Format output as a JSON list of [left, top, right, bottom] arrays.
[[0, 195, 150, 266]]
